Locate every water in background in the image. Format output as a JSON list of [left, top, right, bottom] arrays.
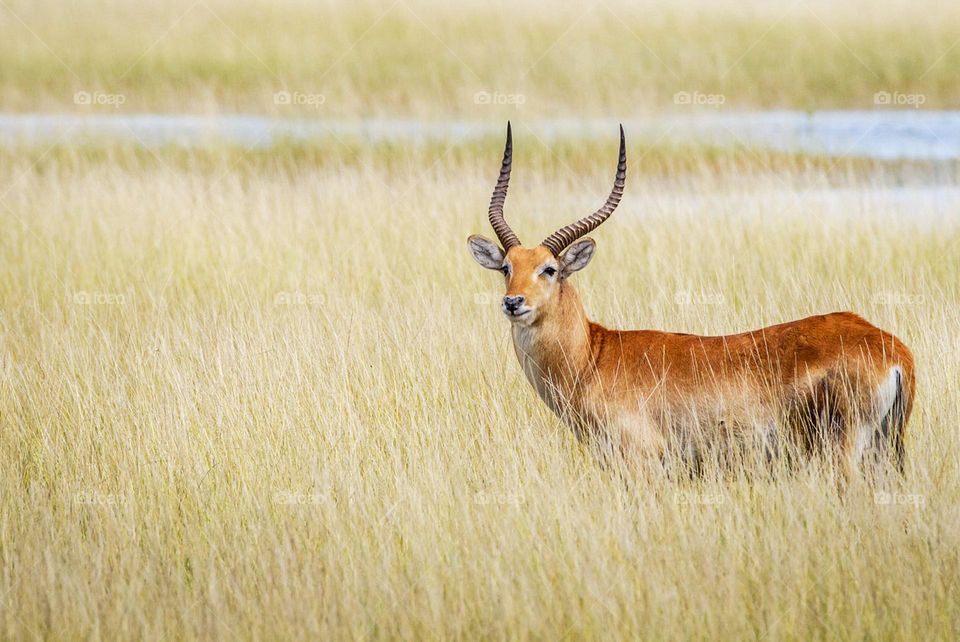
[[1, 111, 959, 161]]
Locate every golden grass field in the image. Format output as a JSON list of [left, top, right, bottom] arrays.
[[2, 0, 960, 114], [2, 0, 960, 639], [2, 142, 959, 639]]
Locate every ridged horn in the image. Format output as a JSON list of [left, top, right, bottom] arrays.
[[541, 124, 626, 256], [487, 122, 521, 251]]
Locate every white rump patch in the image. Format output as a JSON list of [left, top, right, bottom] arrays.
[[876, 366, 902, 419]]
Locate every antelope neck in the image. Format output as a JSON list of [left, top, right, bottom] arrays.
[[511, 281, 594, 386]]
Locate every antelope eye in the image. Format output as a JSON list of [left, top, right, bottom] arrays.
[[500, 265, 510, 275], [541, 266, 557, 277]]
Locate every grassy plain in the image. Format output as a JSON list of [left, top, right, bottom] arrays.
[[2, 141, 959, 639]]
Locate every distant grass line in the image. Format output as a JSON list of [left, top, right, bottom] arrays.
[[2, 0, 960, 114], [3, 138, 958, 185]]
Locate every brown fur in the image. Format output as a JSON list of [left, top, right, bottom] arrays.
[[498, 245, 916, 476]]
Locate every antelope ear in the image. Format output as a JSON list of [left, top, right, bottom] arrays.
[[467, 235, 505, 270], [559, 238, 595, 278]]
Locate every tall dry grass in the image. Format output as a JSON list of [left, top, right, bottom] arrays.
[[1, 0, 960, 114], [1, 143, 958, 639]]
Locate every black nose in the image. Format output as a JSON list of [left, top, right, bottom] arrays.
[[503, 295, 525, 311]]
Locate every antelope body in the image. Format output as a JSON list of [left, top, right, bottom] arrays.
[[468, 124, 915, 475]]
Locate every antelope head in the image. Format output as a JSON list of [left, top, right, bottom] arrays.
[[467, 122, 626, 326]]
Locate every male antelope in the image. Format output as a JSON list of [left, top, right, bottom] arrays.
[[468, 124, 915, 476]]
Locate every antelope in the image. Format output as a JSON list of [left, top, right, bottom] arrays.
[[467, 123, 915, 477]]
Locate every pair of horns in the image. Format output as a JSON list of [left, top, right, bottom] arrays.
[[487, 122, 626, 256]]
